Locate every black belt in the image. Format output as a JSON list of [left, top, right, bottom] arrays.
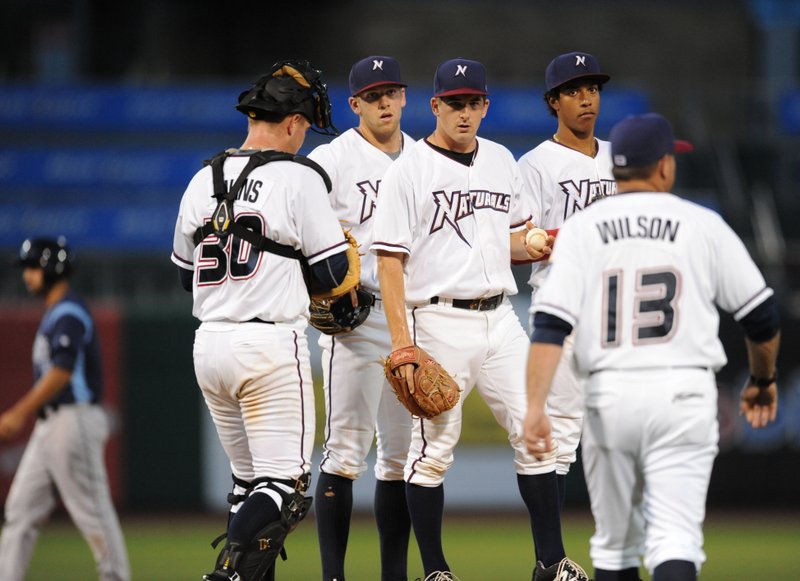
[[430, 293, 504, 311], [38, 404, 60, 419], [37, 401, 96, 419], [245, 318, 275, 324]]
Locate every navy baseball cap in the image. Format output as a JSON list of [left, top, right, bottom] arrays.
[[349, 56, 406, 96], [433, 58, 488, 98], [545, 51, 610, 91], [610, 113, 694, 168]]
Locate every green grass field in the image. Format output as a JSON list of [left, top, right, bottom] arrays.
[[25, 510, 799, 580]]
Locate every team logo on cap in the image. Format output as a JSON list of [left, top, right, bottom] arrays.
[[575, 55, 586, 67], [373, 60, 384, 71], [455, 64, 468, 77]]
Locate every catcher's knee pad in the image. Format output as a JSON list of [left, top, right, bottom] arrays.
[[208, 521, 289, 581], [207, 475, 313, 581]]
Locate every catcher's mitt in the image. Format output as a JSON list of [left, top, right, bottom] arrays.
[[310, 229, 371, 335], [310, 288, 374, 335], [383, 346, 460, 419]]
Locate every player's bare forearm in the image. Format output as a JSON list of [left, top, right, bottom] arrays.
[[17, 366, 72, 418], [740, 332, 780, 429], [510, 228, 531, 262], [0, 367, 72, 441], [745, 332, 780, 380], [377, 250, 417, 389], [526, 342, 563, 408], [524, 342, 563, 458], [377, 250, 413, 350]]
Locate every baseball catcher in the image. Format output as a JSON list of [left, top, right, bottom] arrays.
[[309, 229, 372, 335], [383, 346, 461, 418], [172, 57, 349, 581]]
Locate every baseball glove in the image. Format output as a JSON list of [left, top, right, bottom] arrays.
[[310, 229, 370, 335], [384, 346, 460, 419], [309, 288, 374, 335]]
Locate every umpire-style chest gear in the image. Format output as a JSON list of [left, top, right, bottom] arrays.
[[192, 149, 332, 261]]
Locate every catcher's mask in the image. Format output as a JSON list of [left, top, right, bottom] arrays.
[[17, 236, 74, 284], [236, 60, 338, 136]]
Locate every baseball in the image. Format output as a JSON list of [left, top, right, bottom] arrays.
[[525, 227, 548, 251]]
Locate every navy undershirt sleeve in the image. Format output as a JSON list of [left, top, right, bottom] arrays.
[[530, 311, 573, 345], [178, 266, 193, 292], [739, 295, 780, 343], [311, 250, 349, 290]]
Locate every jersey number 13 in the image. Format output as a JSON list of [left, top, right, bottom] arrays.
[[601, 267, 681, 348]]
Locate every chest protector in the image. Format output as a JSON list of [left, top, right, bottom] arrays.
[[192, 149, 332, 260]]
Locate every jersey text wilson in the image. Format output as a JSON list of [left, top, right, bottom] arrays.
[[596, 215, 680, 244]]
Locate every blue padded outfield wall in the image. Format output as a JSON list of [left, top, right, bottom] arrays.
[[0, 83, 649, 252], [0, 83, 647, 136]]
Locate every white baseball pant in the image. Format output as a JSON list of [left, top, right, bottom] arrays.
[[0, 404, 130, 581], [318, 300, 413, 481], [404, 299, 556, 487], [582, 367, 718, 573], [194, 320, 315, 484]]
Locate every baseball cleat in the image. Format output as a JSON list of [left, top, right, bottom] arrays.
[[421, 572, 461, 581], [532, 557, 589, 581]]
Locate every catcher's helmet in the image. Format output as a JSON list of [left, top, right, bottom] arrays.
[[236, 60, 338, 136], [17, 236, 74, 282]]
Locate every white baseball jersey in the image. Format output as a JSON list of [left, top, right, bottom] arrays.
[[308, 128, 414, 293], [371, 137, 530, 302], [171, 151, 347, 323], [532, 192, 774, 373], [518, 138, 616, 288]]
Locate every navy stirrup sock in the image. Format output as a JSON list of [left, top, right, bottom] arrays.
[[316, 473, 354, 580], [375, 479, 411, 581], [517, 473, 565, 567], [406, 483, 449, 574]]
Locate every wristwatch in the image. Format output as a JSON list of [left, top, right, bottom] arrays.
[[749, 369, 777, 388]]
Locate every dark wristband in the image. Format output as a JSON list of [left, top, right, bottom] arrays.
[[749, 369, 777, 388]]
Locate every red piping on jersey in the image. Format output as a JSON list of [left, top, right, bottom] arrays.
[[307, 239, 349, 261], [372, 241, 410, 254], [172, 251, 193, 268], [407, 307, 428, 483], [319, 336, 336, 473], [293, 331, 308, 474], [510, 215, 533, 229]]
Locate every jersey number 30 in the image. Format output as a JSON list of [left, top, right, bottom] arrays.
[[602, 267, 680, 347], [197, 214, 264, 285]]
